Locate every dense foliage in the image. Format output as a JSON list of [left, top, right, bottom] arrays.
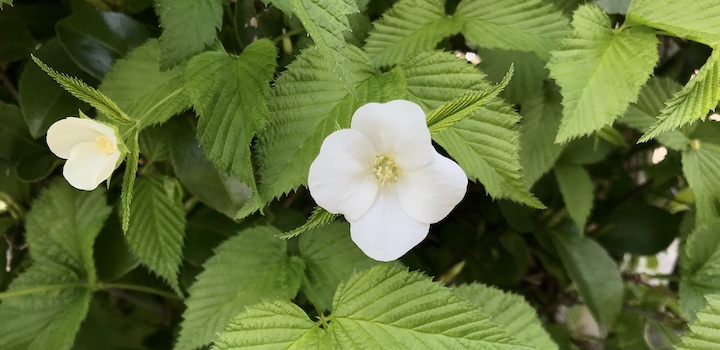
[[1, 0, 719, 349]]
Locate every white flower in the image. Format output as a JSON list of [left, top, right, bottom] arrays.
[[46, 117, 123, 191], [308, 100, 468, 261]]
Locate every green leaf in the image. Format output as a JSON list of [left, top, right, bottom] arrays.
[[676, 291, 720, 350], [215, 301, 327, 349], [169, 117, 252, 219], [455, 284, 559, 350], [640, 49, 720, 142], [619, 76, 688, 150], [298, 221, 377, 311], [257, 46, 404, 205], [554, 163, 593, 231], [280, 206, 338, 239], [550, 222, 624, 327], [288, 0, 358, 93], [519, 87, 565, 186], [156, 0, 223, 69], [125, 176, 186, 295], [330, 265, 532, 348], [426, 66, 513, 134], [184, 39, 277, 197], [99, 39, 190, 128], [121, 128, 140, 232], [455, 0, 570, 60], [215, 265, 535, 349], [627, 0, 720, 47], [680, 218, 720, 320], [547, 5, 659, 142], [19, 38, 92, 137], [0, 1, 13, 9], [30, 55, 134, 125], [402, 51, 542, 208], [363, 0, 461, 67], [0, 180, 111, 349], [56, 4, 149, 79], [477, 48, 549, 104], [176, 226, 304, 350], [682, 142, 720, 225]]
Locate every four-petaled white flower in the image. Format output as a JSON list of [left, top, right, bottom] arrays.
[[308, 100, 468, 261], [47, 117, 123, 191]]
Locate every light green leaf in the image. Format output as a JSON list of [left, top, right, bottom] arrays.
[[257, 46, 404, 205], [456, 0, 569, 60], [676, 292, 720, 350], [550, 223, 624, 327], [0, 1, 13, 9], [184, 39, 277, 197], [682, 142, 720, 225], [641, 49, 720, 142], [402, 51, 542, 208], [680, 218, 720, 320], [519, 88, 565, 186], [619, 76, 688, 150], [31, 55, 134, 125], [280, 206, 338, 239], [298, 221, 377, 311], [176, 226, 304, 350], [478, 48, 549, 104], [455, 284, 559, 350], [330, 265, 532, 348], [99, 39, 190, 128], [548, 5, 659, 142], [363, 0, 461, 67], [554, 163, 593, 231], [0, 180, 110, 350], [126, 176, 186, 295], [214, 300, 326, 350], [426, 66, 513, 134], [288, 0, 358, 93], [156, 0, 223, 69], [121, 128, 140, 232], [627, 0, 720, 46]]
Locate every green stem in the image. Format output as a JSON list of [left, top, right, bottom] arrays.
[[272, 29, 304, 44], [99, 282, 182, 300], [0, 283, 88, 300]]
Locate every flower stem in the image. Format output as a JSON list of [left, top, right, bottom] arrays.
[[99, 282, 182, 300], [0, 283, 88, 300]]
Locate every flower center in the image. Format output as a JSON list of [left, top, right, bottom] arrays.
[[95, 135, 115, 154], [370, 154, 400, 186]]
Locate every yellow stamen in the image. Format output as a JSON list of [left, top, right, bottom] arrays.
[[95, 135, 115, 154], [370, 154, 400, 186]]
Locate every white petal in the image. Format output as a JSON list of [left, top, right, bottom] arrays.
[[63, 142, 120, 191], [350, 100, 434, 170], [396, 151, 468, 224], [350, 190, 430, 261], [47, 117, 117, 159], [308, 129, 379, 221]]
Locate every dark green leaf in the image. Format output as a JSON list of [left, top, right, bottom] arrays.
[[169, 117, 253, 219], [0, 104, 43, 161], [19, 38, 92, 137], [15, 151, 61, 183], [554, 163, 593, 231], [598, 204, 680, 255], [550, 222, 624, 327], [56, 6, 150, 79], [0, 16, 35, 62]]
